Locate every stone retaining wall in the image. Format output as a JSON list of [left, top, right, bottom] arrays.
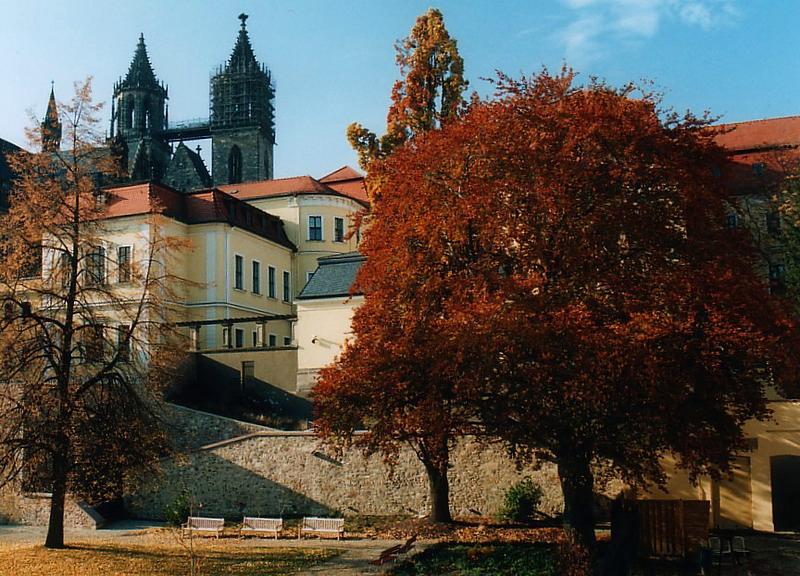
[[0, 482, 103, 528], [126, 431, 566, 520], [159, 403, 269, 451]]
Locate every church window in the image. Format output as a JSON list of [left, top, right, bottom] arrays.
[[125, 95, 134, 129], [308, 216, 322, 241], [228, 145, 243, 184]]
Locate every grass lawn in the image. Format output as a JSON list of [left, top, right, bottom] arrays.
[[388, 542, 557, 576], [0, 539, 339, 576]]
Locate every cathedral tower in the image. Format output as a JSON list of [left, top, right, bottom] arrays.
[[210, 14, 275, 185], [41, 84, 61, 152], [111, 34, 171, 181]]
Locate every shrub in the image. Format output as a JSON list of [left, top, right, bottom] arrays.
[[498, 478, 543, 524], [164, 490, 192, 527]]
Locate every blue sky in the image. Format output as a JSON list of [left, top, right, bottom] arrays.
[[1, 0, 798, 179]]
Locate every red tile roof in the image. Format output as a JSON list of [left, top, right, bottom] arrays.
[[102, 182, 295, 249], [712, 117, 800, 196], [319, 165, 368, 204], [319, 165, 363, 183], [714, 116, 800, 152], [218, 172, 369, 206]]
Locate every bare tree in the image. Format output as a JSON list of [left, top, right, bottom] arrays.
[[0, 78, 184, 548]]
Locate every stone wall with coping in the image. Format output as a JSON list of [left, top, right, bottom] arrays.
[[0, 482, 103, 528], [159, 402, 270, 452], [126, 431, 567, 520]]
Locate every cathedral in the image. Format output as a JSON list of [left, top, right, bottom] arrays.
[[43, 13, 277, 193]]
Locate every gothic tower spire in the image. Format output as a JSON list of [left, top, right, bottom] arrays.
[[41, 82, 62, 153], [210, 14, 275, 184], [112, 34, 170, 181]]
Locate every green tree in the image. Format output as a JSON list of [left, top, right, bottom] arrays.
[[347, 8, 468, 173]]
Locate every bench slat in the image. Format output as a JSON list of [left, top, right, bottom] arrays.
[[299, 517, 345, 540]]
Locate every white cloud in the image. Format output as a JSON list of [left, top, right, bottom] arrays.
[[555, 0, 739, 64]]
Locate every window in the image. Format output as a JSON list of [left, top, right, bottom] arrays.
[[117, 325, 131, 362], [306, 271, 314, 284], [241, 361, 255, 390], [117, 246, 131, 283], [282, 271, 290, 302], [308, 215, 322, 241], [83, 324, 105, 362], [770, 263, 786, 295], [767, 211, 781, 236], [334, 217, 345, 242], [234, 328, 244, 349], [283, 336, 292, 346], [86, 246, 105, 285], [753, 162, 765, 176], [252, 261, 261, 294], [59, 252, 70, 288], [234, 255, 244, 290], [725, 213, 738, 229], [252, 331, 258, 347], [268, 266, 276, 298], [228, 145, 243, 184], [268, 334, 277, 347]]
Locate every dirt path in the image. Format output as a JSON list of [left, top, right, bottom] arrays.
[[0, 523, 421, 575]]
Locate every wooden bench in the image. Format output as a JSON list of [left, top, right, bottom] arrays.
[[183, 516, 225, 537], [240, 516, 283, 539], [298, 516, 345, 540]]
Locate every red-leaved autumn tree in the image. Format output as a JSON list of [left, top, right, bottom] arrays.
[[317, 68, 800, 551]]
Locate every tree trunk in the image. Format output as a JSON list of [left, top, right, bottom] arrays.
[[44, 430, 70, 549], [423, 458, 452, 523], [557, 455, 597, 554], [44, 447, 68, 549]]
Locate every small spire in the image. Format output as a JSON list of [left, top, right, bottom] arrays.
[[225, 14, 259, 73], [42, 84, 62, 152], [117, 33, 164, 93]]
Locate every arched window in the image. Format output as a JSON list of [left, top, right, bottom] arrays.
[[125, 95, 134, 129], [228, 145, 243, 184]]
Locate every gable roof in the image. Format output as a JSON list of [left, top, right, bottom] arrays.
[[296, 251, 365, 300], [319, 165, 369, 204]]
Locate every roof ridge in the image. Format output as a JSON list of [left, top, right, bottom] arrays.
[[717, 115, 800, 128]]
